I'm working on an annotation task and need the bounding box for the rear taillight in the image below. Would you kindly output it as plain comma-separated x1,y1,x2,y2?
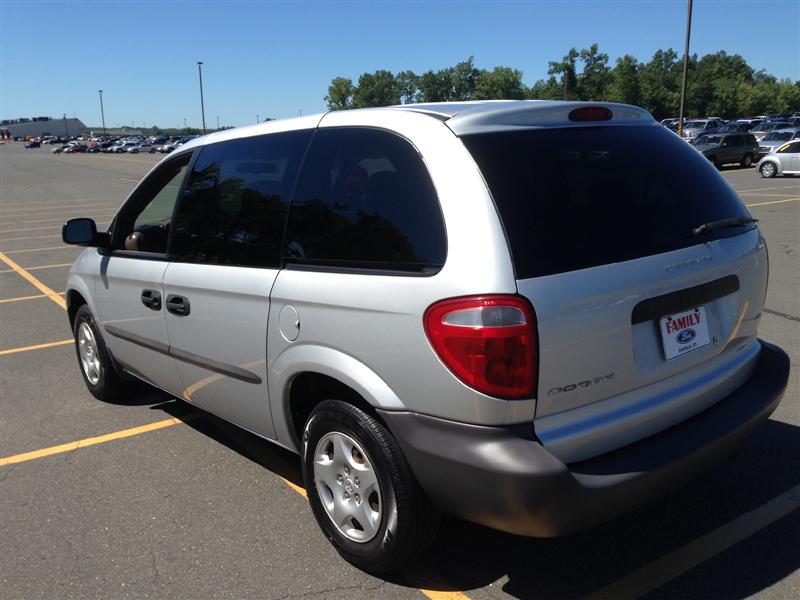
424,295,537,399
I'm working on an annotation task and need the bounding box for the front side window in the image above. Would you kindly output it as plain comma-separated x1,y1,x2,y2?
170,130,312,268
284,128,446,272
113,153,191,254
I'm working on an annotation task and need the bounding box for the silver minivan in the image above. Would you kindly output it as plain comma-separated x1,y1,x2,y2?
63,101,790,573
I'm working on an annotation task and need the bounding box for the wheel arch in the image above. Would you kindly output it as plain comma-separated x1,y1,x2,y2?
271,345,407,451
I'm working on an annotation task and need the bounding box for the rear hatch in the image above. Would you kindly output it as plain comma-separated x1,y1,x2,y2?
461,119,768,462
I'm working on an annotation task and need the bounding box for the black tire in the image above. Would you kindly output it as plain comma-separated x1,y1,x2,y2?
740,153,753,168
302,400,439,573
760,161,778,178
72,305,125,401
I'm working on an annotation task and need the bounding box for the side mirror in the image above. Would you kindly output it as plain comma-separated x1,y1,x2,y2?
62,218,109,248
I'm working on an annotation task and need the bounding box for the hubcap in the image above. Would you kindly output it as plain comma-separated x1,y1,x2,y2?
762,163,775,177
77,322,101,385
313,432,382,543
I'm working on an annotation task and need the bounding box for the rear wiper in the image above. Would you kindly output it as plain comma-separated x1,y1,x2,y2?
690,216,758,237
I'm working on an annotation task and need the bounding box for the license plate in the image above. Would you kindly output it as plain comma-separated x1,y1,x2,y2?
659,306,711,360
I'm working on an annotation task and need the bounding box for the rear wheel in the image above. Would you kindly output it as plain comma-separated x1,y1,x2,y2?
740,153,753,168
302,400,439,573
760,161,777,178
73,305,125,401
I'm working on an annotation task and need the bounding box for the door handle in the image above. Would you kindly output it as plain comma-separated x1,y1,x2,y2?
140,289,161,310
166,294,190,316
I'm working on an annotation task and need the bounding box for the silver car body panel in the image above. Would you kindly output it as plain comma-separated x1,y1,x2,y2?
163,262,277,439
89,254,184,394
521,229,767,462
67,100,773,465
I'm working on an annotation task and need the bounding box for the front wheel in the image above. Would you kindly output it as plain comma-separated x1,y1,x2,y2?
302,400,439,573
73,305,125,401
760,161,777,178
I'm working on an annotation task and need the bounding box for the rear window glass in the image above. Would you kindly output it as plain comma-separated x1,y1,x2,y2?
462,125,752,279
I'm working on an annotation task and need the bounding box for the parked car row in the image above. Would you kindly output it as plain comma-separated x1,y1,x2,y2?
20,134,200,156
659,113,799,174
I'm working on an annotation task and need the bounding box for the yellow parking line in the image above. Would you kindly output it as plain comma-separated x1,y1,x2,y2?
0,291,66,304
745,197,799,207
585,483,800,600
2,211,117,226
739,192,799,197
736,185,790,193
1,202,112,214
0,251,67,309
1,245,74,255
277,476,308,498
419,589,472,600
1,223,110,234
1,233,61,242
0,417,190,467
0,262,72,274
0,339,72,356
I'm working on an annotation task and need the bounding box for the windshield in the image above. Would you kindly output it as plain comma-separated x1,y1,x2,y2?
764,131,793,141
697,135,723,145
684,121,705,128
462,125,753,279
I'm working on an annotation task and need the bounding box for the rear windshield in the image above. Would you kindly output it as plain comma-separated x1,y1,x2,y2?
462,125,753,279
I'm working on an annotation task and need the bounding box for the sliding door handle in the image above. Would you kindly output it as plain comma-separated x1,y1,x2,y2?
165,294,190,316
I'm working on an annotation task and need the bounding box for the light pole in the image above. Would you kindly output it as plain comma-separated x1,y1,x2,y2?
677,0,693,138
98,90,106,138
63,113,68,138
256,114,259,123
197,61,207,135
216,115,220,130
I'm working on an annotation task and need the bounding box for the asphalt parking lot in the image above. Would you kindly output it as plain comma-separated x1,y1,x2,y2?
1,142,798,599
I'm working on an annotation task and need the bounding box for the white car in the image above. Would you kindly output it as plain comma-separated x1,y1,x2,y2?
757,139,800,177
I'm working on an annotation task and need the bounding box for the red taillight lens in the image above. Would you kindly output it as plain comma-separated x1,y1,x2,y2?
424,295,537,399
569,106,613,122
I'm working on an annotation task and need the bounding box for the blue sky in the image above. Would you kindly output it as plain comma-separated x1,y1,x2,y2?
2,1,799,128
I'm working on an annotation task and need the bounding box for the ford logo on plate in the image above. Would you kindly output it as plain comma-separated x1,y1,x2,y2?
677,329,696,344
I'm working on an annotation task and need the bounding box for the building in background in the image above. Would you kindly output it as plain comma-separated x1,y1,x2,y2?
0,116,86,139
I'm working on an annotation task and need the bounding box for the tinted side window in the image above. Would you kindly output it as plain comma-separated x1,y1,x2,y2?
113,152,192,254
170,130,312,268
778,141,800,153
284,128,446,272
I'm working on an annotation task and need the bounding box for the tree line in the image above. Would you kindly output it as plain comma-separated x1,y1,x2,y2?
324,45,800,120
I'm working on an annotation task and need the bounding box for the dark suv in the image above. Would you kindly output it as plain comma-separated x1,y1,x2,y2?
694,132,759,168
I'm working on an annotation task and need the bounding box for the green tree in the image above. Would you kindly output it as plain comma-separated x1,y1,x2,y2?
475,67,526,100
396,70,419,104
417,68,455,102
325,77,354,111
352,70,400,108
577,43,610,100
528,76,563,100
607,55,641,105
640,49,682,120
452,57,481,100
548,48,579,100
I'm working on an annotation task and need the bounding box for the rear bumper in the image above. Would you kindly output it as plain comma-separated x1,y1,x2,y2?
380,340,789,537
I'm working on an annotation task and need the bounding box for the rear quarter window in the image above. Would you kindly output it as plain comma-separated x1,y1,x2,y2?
462,124,752,279
284,127,446,273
